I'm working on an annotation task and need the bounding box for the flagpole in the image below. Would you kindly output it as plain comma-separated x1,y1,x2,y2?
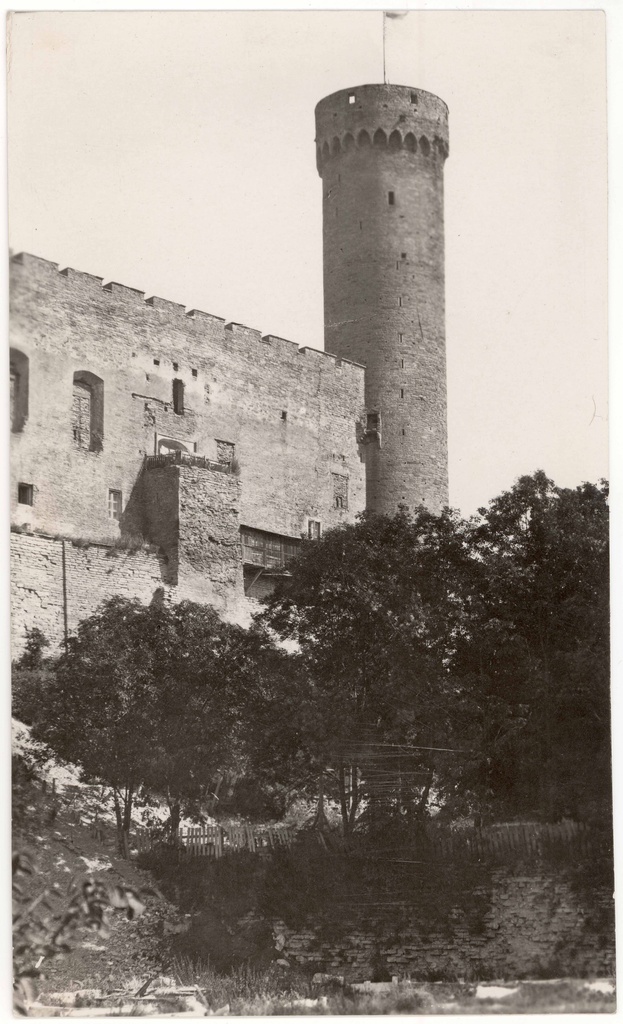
383,12,387,85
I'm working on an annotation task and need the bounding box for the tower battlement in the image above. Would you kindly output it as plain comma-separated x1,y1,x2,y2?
315,84,449,174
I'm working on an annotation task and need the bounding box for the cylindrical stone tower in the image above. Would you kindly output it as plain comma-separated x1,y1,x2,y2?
315,84,449,514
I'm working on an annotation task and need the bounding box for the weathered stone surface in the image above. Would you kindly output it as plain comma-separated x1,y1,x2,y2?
271,870,614,982
9,253,367,653
10,253,366,541
316,85,449,514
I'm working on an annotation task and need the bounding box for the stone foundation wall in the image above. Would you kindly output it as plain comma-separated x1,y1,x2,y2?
274,870,614,981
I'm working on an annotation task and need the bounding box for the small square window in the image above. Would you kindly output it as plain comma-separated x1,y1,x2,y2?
388,191,395,206
108,489,122,521
401,252,407,259
18,483,33,506
172,362,179,372
348,93,356,104
191,368,198,378
410,92,418,105
153,359,160,366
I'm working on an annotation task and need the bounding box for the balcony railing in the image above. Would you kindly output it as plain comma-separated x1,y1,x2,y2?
144,451,232,472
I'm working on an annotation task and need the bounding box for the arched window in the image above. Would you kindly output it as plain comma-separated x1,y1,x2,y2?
10,348,29,432
72,370,104,452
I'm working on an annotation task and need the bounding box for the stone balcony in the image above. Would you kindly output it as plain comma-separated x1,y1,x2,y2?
144,451,233,473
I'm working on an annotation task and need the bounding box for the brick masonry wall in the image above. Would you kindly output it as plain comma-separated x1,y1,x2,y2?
274,870,614,981
10,253,366,545
316,86,449,515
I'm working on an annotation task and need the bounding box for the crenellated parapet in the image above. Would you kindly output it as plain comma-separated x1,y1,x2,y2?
10,251,364,375
315,84,449,175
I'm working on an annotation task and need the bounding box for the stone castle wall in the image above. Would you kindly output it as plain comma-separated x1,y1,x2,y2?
10,504,250,659
10,252,366,544
10,532,168,656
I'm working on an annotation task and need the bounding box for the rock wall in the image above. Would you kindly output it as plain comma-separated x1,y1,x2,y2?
276,869,614,981
176,466,245,613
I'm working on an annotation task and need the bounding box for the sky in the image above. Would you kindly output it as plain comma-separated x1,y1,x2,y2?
6,8,609,516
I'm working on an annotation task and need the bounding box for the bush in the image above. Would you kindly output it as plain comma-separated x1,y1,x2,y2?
12,668,55,727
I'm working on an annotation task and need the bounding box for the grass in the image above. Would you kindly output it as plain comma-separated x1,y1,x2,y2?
172,956,308,1009
168,958,616,1015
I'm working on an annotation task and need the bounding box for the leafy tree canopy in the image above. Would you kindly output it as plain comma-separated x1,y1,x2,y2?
255,472,610,830
29,597,255,852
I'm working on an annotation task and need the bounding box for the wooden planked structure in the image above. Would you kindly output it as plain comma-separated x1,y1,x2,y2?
134,822,294,858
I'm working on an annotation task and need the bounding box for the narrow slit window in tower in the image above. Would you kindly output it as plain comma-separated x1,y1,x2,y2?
172,362,178,372
401,359,405,368
388,191,395,205
400,389,405,399
398,296,402,307
192,368,198,378
398,333,404,343
410,92,418,104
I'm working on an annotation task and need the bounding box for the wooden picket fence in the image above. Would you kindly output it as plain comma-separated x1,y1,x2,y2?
134,822,294,858
400,820,598,864
134,818,606,864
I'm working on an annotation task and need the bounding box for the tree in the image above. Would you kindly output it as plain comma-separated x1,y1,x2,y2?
16,627,50,670
29,597,250,854
256,508,480,834
455,471,611,823
254,474,610,831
